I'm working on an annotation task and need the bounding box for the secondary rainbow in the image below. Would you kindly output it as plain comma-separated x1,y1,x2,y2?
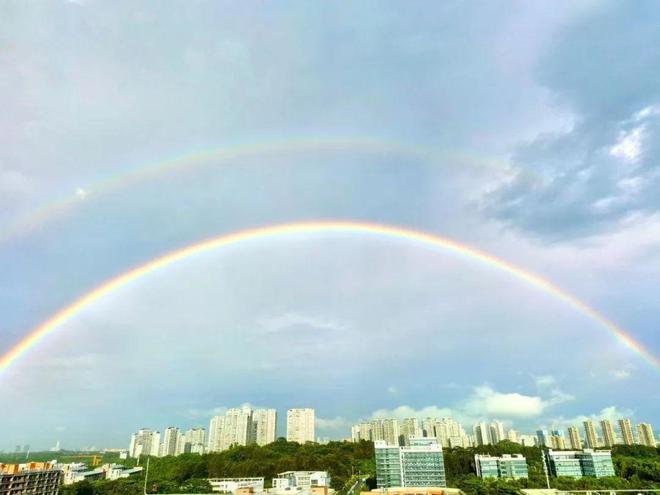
1,220,657,374
0,137,513,247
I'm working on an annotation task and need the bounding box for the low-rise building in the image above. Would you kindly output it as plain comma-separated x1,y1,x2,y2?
0,462,62,495
545,449,615,478
474,454,528,480
271,472,330,492
208,477,265,494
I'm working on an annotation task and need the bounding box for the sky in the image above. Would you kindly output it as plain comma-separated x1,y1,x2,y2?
0,0,659,451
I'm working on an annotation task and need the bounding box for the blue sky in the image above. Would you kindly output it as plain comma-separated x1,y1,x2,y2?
0,0,659,450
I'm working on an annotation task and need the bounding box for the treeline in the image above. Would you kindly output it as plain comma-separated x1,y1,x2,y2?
49,440,660,495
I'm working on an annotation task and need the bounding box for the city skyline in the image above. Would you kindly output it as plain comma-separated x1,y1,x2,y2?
1,1,659,451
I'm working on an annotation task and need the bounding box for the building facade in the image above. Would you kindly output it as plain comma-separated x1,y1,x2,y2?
286,409,315,444
474,454,528,480
600,420,615,447
583,421,598,449
545,449,615,478
0,463,62,495
567,426,581,450
375,438,446,488
618,419,634,445
252,409,277,446
636,423,656,448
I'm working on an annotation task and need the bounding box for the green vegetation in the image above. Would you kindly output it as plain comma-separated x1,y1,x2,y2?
6,440,658,495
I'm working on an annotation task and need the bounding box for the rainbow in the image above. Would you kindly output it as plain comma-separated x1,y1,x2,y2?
0,137,514,247
0,220,657,374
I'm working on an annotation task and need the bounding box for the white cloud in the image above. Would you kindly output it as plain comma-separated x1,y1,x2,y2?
316,416,351,431
370,405,454,420
387,386,398,395
534,375,556,387
610,365,634,380
463,385,547,418
75,187,90,200
609,126,644,163
257,312,349,334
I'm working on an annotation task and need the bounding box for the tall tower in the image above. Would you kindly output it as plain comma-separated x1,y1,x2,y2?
287,408,315,444
583,421,598,448
636,423,656,448
252,409,277,446
600,420,616,447
618,419,635,445
567,426,581,450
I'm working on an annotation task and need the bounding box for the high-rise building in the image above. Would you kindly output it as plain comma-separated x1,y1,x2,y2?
507,429,519,444
545,449,615,478
128,428,161,458
208,415,225,452
618,419,634,445
636,423,656,448
535,430,549,447
600,420,615,447
583,421,598,449
161,427,180,457
185,428,207,453
375,438,446,488
475,454,528,479
399,418,421,446
252,409,277,446
287,408,315,444
473,423,491,446
549,434,565,450
567,426,581,450
208,407,253,452
490,421,505,445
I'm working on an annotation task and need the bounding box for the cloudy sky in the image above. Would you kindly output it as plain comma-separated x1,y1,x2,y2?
1,0,659,450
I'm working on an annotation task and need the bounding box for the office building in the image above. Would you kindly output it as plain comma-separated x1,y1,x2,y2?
618,419,635,445
567,427,581,450
375,438,446,488
474,454,528,479
636,423,656,448
287,409,315,444
600,420,615,447
0,462,62,495
252,409,277,446
545,449,615,478
583,421,598,449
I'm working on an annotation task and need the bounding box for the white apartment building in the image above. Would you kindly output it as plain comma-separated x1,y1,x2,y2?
287,409,315,444
128,428,161,458
252,409,277,446
161,427,180,457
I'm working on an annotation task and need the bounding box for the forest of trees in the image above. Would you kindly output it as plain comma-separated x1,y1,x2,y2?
6,439,657,495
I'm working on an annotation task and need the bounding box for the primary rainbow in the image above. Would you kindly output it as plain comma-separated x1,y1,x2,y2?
1,220,657,374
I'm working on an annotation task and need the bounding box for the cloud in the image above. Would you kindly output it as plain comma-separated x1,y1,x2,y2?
534,375,556,387
368,385,573,425
485,2,660,239
257,312,349,334
609,365,634,380
316,416,352,431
